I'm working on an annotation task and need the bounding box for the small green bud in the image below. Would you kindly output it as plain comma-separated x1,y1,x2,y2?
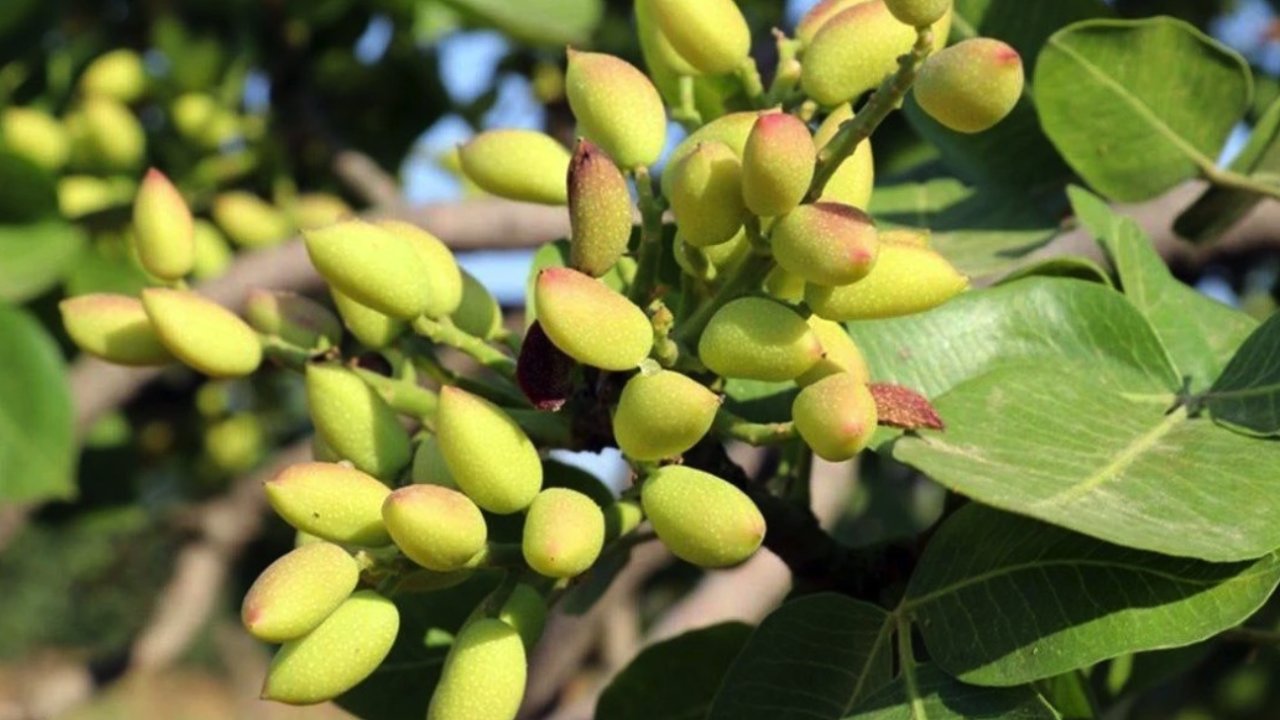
604,500,644,542
80,49,147,103
60,293,172,366
132,169,195,281
1,107,70,171
914,38,1024,134
797,315,871,387
642,466,765,568
450,271,504,340
212,191,295,248
885,0,951,27
650,0,751,75
82,97,145,170
141,288,262,377
384,484,488,572
635,0,702,77
568,139,633,277
204,412,265,473
411,435,457,489
698,297,823,382
264,462,391,546
306,363,411,480
437,387,543,514
742,113,816,217
459,130,570,205
801,1,950,106
772,203,879,286
669,141,746,248
291,193,351,230
534,267,653,370
661,111,763,198
191,220,234,280
171,93,240,149
331,289,406,349
813,104,875,209
613,369,719,461
377,220,464,319
522,488,606,578
566,50,666,169
241,542,359,643
805,242,968,320
245,289,343,351
304,219,432,320
427,618,527,720
57,175,135,219
262,590,399,705
792,372,878,461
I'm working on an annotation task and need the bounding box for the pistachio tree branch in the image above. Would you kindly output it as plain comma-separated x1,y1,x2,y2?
412,316,518,380
628,166,667,304
715,407,797,445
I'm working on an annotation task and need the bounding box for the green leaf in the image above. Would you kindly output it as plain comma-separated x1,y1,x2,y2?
894,365,1280,561
597,623,753,720
708,594,894,720
902,505,1280,685
847,664,1061,719
1175,95,1280,243
850,277,1180,402
1067,186,1257,388
0,152,58,222
1034,18,1252,201
1033,672,1097,720
439,0,602,46
0,219,87,303
996,256,1112,287
869,179,1057,277
1203,312,1280,437
0,305,74,502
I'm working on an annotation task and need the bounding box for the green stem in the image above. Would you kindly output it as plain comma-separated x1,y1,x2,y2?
674,251,774,347
405,341,529,409
714,408,797,445
260,335,318,371
672,76,703,132
735,56,767,108
1201,164,1280,202
897,614,927,718
412,316,517,380
765,35,802,106
350,366,439,420
650,299,680,368
808,27,935,201
629,166,667,305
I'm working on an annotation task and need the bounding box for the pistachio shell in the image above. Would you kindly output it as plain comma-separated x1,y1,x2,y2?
241,543,359,643
383,484,488,571
669,141,746,248
886,0,951,27
792,372,878,461
212,191,295,248
436,387,542,514
914,38,1024,133
604,500,644,542
797,315,871,387
427,618,527,720
1,107,70,171
58,175,136,219
331,289,405,349
80,49,147,102
765,265,806,302
698,297,823,382
303,219,431,320
191,220,234,280
411,434,457,489
813,105,875,209
642,466,765,568
534,267,653,370
568,139,633,277
459,130,570,205
742,113,816,217
81,97,145,170
772,202,879,286
797,0,951,48
650,0,751,75
171,93,240,149
805,242,968,320
262,591,399,705
60,294,172,366
522,488,605,578
661,111,764,198
635,0,702,77
141,288,261,377
305,363,411,479
462,583,549,650
135,173,197,279
291,193,351,230
450,271,504,340
377,220,464,318
264,462,391,546
566,50,666,169
245,289,343,351
613,369,719,461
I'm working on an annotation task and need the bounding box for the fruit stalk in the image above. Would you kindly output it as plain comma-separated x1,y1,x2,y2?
627,166,667,305
809,27,935,201
714,408,797,446
413,316,517,379
351,366,440,420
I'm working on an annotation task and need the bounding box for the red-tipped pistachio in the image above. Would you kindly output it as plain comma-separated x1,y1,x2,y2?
241,542,359,643
377,220,464,318
331,289,405,349
661,111,764,197
262,591,399,705
806,242,968,320
522,488,606,578
613,369,720,461
437,387,543,514
914,38,1024,134
798,316,871,387
133,169,194,280
642,466,765,568
742,114,816,217
566,50,666,169
649,0,751,75
60,294,172,366
698,297,823,382
792,372,878,461
141,288,261,377
459,130,570,205
669,141,746,248
245,289,342,351
568,139,633,277
211,191,295,248
427,618,527,720
264,462,391,546
383,484,487,572
304,219,432,320
305,363,411,479
534,267,653,370
772,202,879,286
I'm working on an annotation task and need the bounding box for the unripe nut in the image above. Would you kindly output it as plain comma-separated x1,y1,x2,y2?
698,297,823,382
669,141,746,248
264,462,391,546
642,466,765,568
650,0,751,75
522,488,606,578
437,387,543,514
212,192,294,248
793,372,878,461
60,294,172,366
568,139,633,277
245,289,343,351
305,363,411,480
383,484,488,572
534,268,653,370
797,316,871,387
613,370,719,461
304,219,432,320
141,288,261,377
378,220,464,319
241,542,359,643
459,130,570,205
132,169,195,281
742,114,816,217
805,242,967,321
914,38,1024,134
885,0,951,27
427,618,527,720
566,50,666,169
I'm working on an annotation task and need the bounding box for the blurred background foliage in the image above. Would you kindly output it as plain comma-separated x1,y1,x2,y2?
2,0,1280,718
